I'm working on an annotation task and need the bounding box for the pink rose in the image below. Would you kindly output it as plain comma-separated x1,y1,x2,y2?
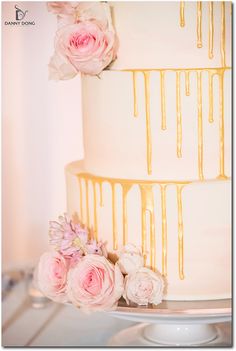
34,251,68,303
117,244,144,275
123,268,165,306
53,21,118,76
67,254,124,312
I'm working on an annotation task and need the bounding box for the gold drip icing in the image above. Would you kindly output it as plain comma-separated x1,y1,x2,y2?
143,71,152,175
122,184,132,246
85,179,90,228
218,69,227,179
176,71,183,158
125,67,230,180
99,182,103,206
197,71,204,180
132,71,138,117
92,181,98,240
111,183,118,250
160,184,167,277
177,185,185,280
197,2,202,48
208,71,214,123
209,2,214,59
160,71,167,130
79,178,84,223
185,71,190,96
139,184,155,270
122,67,231,73
76,173,197,279
180,1,185,27
221,2,226,67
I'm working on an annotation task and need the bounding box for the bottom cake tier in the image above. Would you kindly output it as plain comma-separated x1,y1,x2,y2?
65,161,231,301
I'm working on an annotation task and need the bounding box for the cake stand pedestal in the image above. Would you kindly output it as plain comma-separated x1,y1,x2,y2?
107,299,231,346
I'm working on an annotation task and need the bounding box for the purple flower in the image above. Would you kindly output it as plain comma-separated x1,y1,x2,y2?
49,214,89,256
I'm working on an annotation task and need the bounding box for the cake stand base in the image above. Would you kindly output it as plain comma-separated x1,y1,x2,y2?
108,323,231,346
107,299,231,347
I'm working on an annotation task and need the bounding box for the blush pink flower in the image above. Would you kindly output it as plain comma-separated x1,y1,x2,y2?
52,21,118,76
47,2,78,16
117,244,144,275
85,240,108,257
47,2,113,29
123,268,165,306
34,251,68,303
49,214,88,256
67,255,124,312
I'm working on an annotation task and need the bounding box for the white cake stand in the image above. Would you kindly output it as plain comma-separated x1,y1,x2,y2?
107,299,231,346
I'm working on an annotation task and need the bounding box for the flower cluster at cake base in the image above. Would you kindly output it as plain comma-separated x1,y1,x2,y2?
34,214,165,312
47,2,118,79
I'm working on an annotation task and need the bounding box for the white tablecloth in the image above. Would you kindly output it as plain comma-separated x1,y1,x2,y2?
2,280,136,347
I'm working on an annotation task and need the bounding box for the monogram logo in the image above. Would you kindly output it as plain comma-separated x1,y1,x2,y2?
15,5,28,21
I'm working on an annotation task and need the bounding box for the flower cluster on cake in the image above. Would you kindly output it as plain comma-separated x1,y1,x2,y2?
48,1,118,79
34,214,165,312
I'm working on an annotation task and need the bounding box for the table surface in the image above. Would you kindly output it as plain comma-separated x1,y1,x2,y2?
2,279,232,347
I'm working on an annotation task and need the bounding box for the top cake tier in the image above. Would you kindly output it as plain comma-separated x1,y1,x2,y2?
81,1,232,181
109,1,231,69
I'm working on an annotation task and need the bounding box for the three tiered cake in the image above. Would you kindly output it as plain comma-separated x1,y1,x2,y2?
48,1,232,302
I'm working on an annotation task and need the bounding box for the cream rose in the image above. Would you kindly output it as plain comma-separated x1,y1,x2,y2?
67,254,124,312
123,268,164,306
117,244,144,275
52,21,118,76
34,251,68,303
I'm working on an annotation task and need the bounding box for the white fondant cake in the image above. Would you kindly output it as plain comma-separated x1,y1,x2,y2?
66,1,231,300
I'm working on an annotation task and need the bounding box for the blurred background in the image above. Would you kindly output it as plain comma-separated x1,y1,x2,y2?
2,2,84,270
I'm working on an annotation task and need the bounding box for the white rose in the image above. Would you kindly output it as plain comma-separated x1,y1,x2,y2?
123,267,164,306
117,244,144,275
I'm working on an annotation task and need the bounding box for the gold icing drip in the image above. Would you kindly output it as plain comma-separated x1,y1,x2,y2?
122,184,132,246
139,184,155,269
185,71,190,96
92,181,98,240
176,71,183,158
221,2,226,67
85,179,90,228
132,71,138,117
99,182,103,206
218,69,227,179
180,1,185,27
208,71,214,123
197,2,203,48
79,178,84,223
208,2,214,59
160,184,167,277
177,184,185,280
160,71,167,130
143,71,152,175
197,71,204,180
